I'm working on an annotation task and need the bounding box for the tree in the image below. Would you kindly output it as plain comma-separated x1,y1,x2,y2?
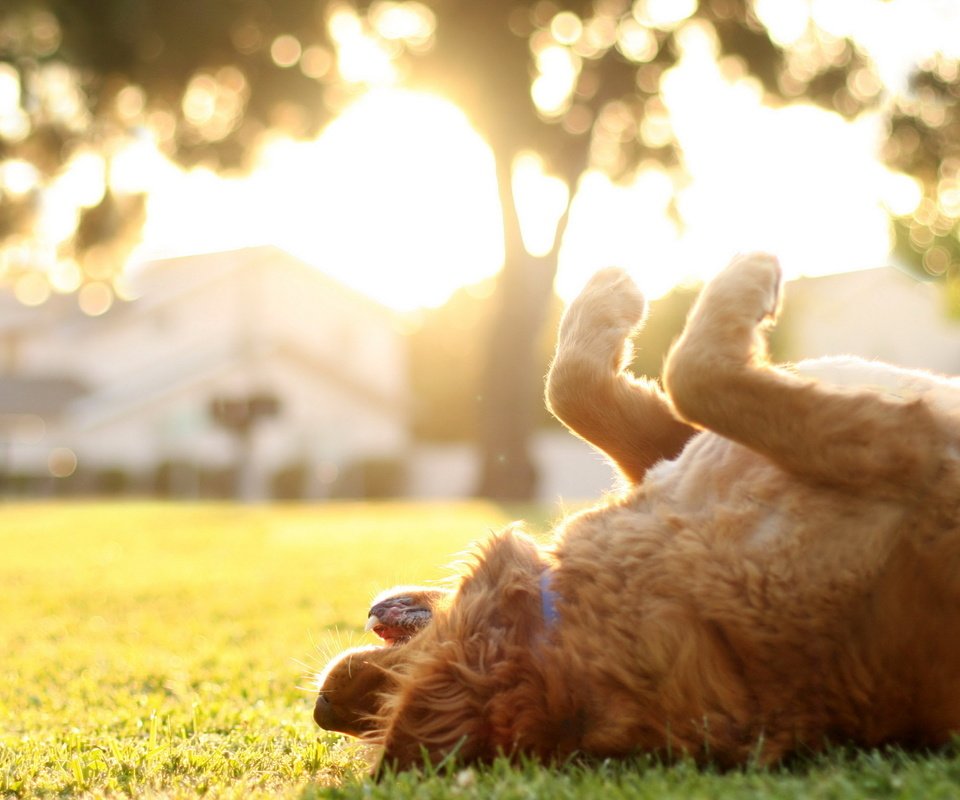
1,0,957,497
408,279,563,443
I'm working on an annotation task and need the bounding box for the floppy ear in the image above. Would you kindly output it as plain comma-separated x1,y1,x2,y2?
314,644,409,736
375,631,567,772
377,638,500,771
376,527,554,771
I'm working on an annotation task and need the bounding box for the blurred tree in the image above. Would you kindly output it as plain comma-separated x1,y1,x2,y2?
626,284,698,380
0,0,957,496
408,282,493,444
408,279,563,442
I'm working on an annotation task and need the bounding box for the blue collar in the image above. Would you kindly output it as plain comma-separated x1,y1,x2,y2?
540,570,560,628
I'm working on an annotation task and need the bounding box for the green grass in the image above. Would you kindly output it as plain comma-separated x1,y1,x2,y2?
2,502,959,799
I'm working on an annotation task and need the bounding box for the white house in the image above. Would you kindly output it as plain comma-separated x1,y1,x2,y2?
0,247,410,498
776,266,960,372
3,258,960,502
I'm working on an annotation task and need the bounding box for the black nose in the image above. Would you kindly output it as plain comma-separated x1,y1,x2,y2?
313,694,333,728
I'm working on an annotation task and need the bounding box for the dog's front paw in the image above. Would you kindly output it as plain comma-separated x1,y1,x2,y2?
714,252,783,324
663,253,783,424
554,268,648,375
567,268,647,337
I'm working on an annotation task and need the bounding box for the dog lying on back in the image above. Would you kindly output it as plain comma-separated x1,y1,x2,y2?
314,254,960,770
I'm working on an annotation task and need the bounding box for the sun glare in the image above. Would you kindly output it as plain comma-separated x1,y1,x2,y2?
512,152,569,257
128,4,960,314
135,89,506,311
136,62,910,312
256,89,503,310
554,18,906,304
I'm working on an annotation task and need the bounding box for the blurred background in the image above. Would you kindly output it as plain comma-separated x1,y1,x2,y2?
1,0,959,503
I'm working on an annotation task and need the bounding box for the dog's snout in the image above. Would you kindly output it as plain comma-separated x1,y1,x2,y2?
313,694,335,729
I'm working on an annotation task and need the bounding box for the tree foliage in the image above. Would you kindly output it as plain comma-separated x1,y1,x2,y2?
1,0,958,496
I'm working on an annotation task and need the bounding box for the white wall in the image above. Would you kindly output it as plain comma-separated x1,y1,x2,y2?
2,248,411,494
780,268,960,374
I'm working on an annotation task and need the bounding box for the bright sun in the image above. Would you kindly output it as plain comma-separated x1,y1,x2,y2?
256,90,505,310
133,7,944,314
137,89,505,311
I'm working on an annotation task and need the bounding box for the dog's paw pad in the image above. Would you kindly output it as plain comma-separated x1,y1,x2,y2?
720,253,783,322
570,268,647,332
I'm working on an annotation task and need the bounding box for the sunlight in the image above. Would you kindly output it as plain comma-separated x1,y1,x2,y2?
557,167,682,301
136,63,912,312
256,89,503,310
134,89,509,311
511,152,569,257
125,3,960,314
136,165,264,260
554,18,907,304
137,89,589,311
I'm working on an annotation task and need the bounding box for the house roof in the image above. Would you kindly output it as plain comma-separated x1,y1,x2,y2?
1,245,407,418
124,245,395,319
0,246,398,337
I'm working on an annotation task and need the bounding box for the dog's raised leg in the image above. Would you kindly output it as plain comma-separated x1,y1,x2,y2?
663,253,944,497
546,269,696,484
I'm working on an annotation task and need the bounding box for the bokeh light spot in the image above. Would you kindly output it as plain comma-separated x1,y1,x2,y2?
550,12,583,46
0,63,21,116
532,45,580,116
1,159,39,195
635,0,698,30
301,46,334,79
49,260,83,293
371,1,436,45
923,245,950,276
14,273,51,306
48,447,78,478
270,35,302,68
115,85,146,121
618,18,658,63
78,282,114,316
30,10,62,56
882,171,923,217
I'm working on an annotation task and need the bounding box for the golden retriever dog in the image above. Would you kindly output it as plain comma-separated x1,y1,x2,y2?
314,253,960,770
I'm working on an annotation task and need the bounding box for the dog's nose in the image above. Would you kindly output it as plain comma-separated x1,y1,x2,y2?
313,694,335,729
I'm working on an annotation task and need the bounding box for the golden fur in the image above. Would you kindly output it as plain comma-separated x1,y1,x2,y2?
315,253,960,770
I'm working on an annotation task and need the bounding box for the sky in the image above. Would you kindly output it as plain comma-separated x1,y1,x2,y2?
127,0,960,313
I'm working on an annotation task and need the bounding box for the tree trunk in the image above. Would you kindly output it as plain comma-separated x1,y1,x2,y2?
474,153,565,501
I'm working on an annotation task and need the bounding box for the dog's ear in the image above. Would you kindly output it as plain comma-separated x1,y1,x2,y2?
314,644,408,736
451,526,548,641
374,631,565,772
376,638,499,771
374,529,551,770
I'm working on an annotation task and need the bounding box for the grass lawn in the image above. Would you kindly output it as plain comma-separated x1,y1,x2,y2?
3,501,960,799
